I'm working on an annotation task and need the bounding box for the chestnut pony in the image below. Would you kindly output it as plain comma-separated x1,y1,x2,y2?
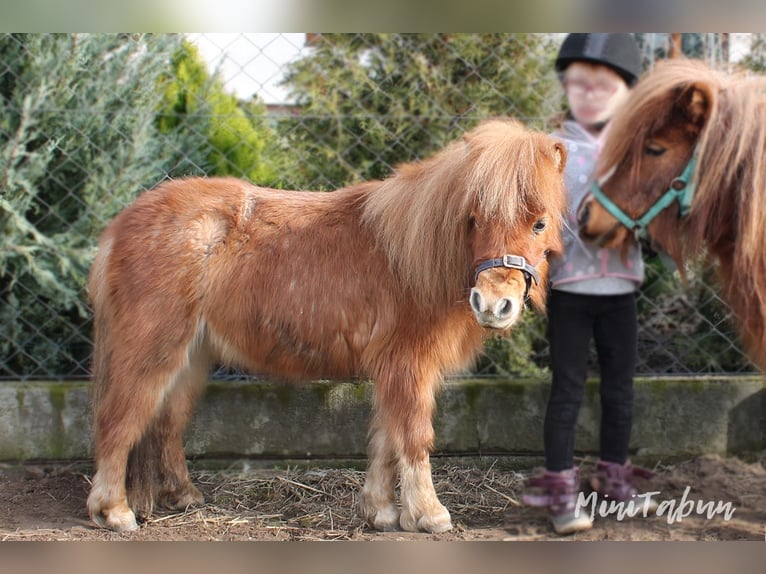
86,118,566,533
578,59,766,369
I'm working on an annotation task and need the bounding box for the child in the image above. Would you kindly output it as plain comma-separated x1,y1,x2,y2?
522,33,655,535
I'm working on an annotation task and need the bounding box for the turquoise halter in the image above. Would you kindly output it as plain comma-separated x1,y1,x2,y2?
589,154,698,240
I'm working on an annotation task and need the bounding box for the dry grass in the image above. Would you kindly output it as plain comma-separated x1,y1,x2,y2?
2,453,764,540
137,463,527,540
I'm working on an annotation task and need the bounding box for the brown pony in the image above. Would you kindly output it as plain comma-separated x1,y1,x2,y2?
578,58,766,369
86,118,566,533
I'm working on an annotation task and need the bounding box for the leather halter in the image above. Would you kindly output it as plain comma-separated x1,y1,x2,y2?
589,153,697,241
473,254,540,300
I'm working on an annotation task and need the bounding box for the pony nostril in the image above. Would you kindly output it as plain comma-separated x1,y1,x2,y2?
469,289,485,313
496,298,514,318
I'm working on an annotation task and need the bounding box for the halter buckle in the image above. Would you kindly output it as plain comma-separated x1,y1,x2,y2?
502,254,527,270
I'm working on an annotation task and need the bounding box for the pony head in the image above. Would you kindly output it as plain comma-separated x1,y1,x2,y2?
577,59,717,265
465,121,567,329
364,118,567,331
577,59,766,369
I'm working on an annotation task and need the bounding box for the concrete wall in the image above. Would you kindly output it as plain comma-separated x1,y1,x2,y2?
0,376,763,464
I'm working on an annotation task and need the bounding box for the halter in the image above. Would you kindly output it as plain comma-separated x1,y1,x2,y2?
473,254,540,300
589,153,698,240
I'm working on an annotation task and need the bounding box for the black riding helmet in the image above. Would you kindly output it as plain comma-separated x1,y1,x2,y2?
555,33,642,87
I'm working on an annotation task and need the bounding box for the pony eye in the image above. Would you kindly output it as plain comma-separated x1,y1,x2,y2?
645,144,666,157
533,218,547,234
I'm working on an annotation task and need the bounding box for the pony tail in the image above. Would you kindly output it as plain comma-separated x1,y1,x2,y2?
87,231,115,426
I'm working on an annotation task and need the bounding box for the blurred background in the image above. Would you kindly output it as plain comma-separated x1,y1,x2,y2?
1,33,762,381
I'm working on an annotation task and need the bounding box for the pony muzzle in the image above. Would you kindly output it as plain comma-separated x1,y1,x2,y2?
469,287,519,329
470,254,539,329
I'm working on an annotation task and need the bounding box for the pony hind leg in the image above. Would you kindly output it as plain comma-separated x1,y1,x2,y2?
88,328,207,532
88,371,168,532
128,339,213,520
155,342,212,511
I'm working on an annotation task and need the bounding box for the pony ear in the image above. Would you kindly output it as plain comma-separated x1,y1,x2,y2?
552,141,567,173
679,85,711,129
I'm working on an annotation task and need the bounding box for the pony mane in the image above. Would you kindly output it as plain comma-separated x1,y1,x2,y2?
602,58,766,363
362,118,563,306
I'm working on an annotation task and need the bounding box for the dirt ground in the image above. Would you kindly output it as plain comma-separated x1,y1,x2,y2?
1,452,765,541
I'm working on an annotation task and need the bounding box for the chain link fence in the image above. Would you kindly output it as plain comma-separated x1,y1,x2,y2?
0,33,760,381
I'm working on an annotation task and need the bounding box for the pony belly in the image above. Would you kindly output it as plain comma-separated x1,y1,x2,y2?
206,326,362,379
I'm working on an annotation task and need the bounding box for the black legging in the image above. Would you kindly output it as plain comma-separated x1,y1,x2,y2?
543,289,638,471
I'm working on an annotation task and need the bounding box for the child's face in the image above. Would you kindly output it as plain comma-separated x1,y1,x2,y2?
562,61,630,133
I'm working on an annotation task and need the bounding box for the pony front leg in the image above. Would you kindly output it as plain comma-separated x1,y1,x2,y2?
359,419,400,530
398,454,452,533
371,370,452,533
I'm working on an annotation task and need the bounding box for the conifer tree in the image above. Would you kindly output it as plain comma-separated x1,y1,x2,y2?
157,40,285,187
0,33,182,377
280,33,562,190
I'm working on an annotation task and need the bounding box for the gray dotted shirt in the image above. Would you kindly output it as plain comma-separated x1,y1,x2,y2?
549,120,644,295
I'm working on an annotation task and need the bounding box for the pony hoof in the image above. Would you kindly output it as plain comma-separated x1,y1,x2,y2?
359,500,401,531
91,506,139,532
368,505,401,531
165,484,205,510
420,515,453,533
400,507,453,533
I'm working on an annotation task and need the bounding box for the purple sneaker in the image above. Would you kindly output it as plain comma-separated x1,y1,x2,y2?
522,467,593,534
590,460,658,512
